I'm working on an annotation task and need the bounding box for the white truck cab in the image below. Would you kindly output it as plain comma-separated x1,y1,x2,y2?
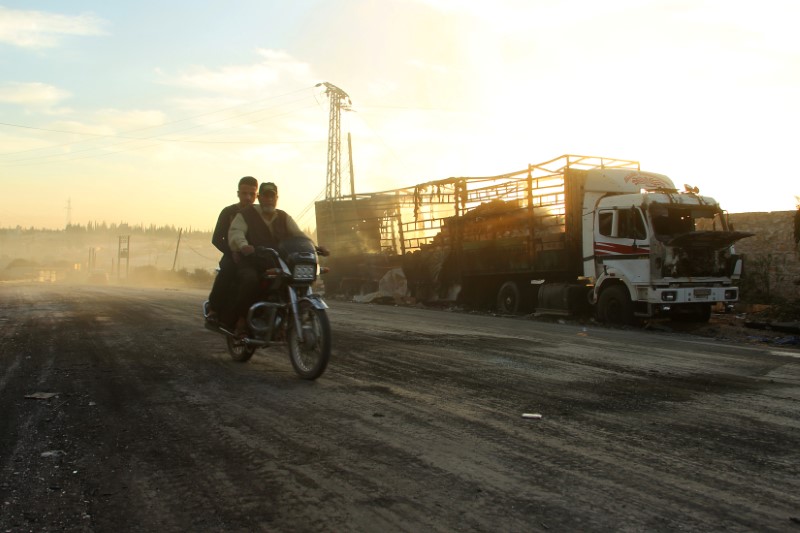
583,169,750,323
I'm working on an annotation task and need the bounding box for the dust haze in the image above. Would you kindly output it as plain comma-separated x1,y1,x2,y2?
0,225,221,288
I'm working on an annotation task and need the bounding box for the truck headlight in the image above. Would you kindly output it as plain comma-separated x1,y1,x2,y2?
662,291,677,302
724,289,737,300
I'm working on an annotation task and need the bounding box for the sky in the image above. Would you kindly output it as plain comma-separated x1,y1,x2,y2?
1,0,799,232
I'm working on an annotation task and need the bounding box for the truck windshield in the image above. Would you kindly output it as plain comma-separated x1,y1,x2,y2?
649,205,727,241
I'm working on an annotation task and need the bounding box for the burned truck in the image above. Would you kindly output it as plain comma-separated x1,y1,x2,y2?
315,154,751,324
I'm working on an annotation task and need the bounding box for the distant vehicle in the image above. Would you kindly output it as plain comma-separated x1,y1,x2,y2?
316,154,753,324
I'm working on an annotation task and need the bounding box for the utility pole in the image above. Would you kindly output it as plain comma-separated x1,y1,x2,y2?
117,235,130,280
316,82,351,200
348,132,356,199
172,228,183,271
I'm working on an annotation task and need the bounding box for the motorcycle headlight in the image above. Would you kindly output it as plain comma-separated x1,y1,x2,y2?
292,264,316,281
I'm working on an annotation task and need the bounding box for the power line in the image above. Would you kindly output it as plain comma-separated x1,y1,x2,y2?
0,86,319,159
0,121,114,137
0,99,326,167
358,104,469,113
1,86,315,154
296,184,328,229
183,243,218,262
0,98,318,164
0,119,322,144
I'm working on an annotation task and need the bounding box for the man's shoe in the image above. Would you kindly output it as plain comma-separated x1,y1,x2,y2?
233,317,248,340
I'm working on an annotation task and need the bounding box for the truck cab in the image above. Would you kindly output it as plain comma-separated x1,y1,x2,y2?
585,169,751,323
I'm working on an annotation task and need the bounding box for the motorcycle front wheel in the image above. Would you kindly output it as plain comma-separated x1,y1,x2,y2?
287,304,331,380
226,335,256,362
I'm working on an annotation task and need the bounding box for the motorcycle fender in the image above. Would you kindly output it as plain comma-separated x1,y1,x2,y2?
301,295,329,310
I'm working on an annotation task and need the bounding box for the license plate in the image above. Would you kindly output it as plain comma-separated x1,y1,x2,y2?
694,289,711,298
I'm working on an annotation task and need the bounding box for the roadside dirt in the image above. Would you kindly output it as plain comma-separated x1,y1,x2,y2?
1,283,799,532
638,309,800,352
418,297,800,348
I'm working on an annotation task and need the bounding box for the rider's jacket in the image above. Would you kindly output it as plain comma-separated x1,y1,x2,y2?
239,206,289,250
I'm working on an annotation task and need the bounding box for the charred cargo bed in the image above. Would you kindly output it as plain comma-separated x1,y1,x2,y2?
315,155,631,307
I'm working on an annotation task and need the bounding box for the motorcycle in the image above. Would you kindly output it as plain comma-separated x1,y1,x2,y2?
203,236,331,380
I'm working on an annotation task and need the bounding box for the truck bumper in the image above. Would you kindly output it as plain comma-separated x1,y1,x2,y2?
642,286,739,304
638,286,738,315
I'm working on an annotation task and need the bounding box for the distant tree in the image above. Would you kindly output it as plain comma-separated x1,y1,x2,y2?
5,258,39,269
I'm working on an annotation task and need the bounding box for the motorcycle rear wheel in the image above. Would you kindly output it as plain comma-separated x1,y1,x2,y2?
226,335,256,362
288,305,331,380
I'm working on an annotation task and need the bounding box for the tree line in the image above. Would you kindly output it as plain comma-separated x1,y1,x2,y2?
0,223,211,237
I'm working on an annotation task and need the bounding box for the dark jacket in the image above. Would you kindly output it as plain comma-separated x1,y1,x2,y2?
212,203,242,256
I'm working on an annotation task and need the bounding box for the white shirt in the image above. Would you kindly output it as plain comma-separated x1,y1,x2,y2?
228,206,308,252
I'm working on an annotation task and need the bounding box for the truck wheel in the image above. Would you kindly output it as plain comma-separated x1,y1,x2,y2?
598,285,633,325
496,281,520,314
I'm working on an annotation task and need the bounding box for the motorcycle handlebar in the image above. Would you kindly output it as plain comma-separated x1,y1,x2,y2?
252,244,329,258
253,246,280,259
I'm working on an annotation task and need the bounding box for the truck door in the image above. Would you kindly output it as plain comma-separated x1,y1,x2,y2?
594,207,650,282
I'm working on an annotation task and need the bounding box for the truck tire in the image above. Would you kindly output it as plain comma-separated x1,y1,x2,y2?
496,281,521,315
598,285,633,325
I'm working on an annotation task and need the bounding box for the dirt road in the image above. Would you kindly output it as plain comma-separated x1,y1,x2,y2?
1,283,799,532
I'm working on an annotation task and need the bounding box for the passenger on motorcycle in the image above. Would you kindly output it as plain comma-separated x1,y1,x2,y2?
227,181,328,336
206,176,258,324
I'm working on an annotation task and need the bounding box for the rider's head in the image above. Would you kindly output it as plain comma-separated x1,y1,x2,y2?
258,182,278,214
237,176,258,208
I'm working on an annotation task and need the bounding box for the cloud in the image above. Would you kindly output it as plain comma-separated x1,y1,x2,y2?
0,6,107,48
158,49,322,139
39,109,170,142
0,82,71,106
167,49,314,96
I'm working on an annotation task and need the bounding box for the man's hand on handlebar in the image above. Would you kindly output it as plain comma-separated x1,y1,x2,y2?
316,245,330,257
240,245,255,256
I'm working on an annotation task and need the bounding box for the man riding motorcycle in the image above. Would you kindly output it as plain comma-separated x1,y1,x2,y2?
227,181,328,337
206,176,258,324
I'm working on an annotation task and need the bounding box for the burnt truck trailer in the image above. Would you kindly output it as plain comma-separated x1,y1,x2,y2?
315,154,751,324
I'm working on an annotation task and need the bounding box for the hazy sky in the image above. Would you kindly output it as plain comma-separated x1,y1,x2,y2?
1,0,799,231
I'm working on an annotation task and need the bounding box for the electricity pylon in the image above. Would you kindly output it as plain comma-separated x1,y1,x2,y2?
316,82,351,200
